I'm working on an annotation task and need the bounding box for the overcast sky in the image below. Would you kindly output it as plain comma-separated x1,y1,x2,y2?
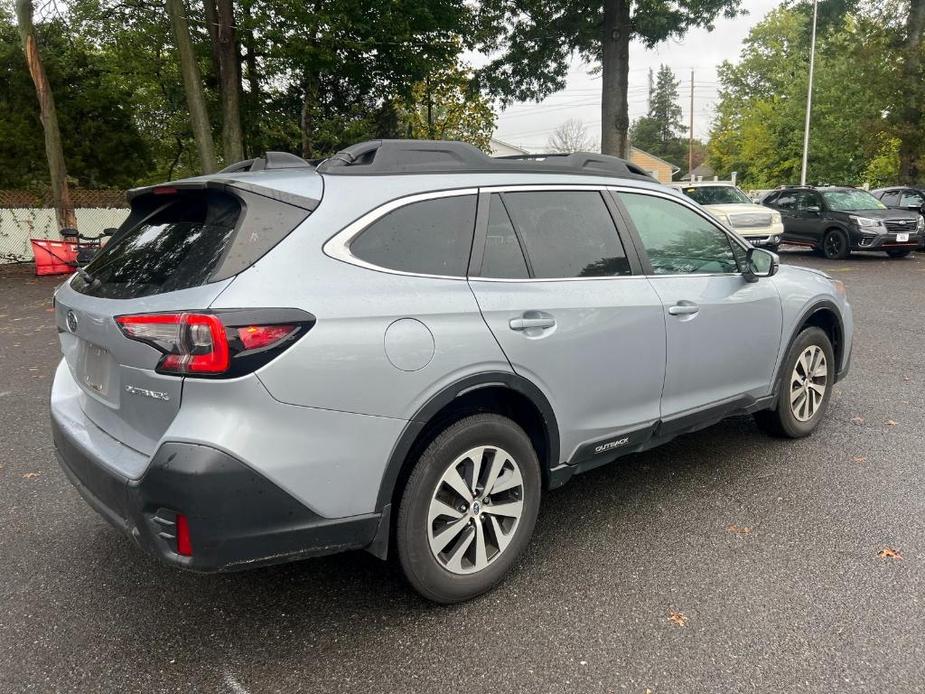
485,0,783,151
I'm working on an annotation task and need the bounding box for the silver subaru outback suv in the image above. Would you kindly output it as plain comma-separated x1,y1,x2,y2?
51,140,852,603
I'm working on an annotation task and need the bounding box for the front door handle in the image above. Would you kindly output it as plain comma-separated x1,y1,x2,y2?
509,317,556,331
668,303,700,316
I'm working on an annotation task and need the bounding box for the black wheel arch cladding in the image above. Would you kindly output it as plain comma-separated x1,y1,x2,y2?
374,371,559,513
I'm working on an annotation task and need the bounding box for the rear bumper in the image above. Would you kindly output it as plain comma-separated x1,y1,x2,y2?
52,417,382,572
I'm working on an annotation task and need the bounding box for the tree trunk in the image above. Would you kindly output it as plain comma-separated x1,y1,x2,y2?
300,74,318,159
202,0,223,86
214,0,244,163
601,0,631,158
166,0,217,173
15,0,76,231
898,0,925,183
238,0,260,157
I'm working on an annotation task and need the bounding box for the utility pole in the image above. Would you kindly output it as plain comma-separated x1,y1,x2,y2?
689,69,694,179
800,0,819,185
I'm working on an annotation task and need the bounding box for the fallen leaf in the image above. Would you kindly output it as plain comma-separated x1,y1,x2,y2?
22,472,40,479
668,610,688,627
885,419,897,427
850,416,865,425
727,524,752,535
852,456,867,463
878,547,903,560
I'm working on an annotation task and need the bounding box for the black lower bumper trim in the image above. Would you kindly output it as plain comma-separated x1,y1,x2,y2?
52,419,380,572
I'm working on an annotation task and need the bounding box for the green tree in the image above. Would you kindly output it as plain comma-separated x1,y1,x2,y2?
649,65,686,146
0,10,152,189
630,64,687,166
397,63,496,151
477,0,743,158
708,5,896,188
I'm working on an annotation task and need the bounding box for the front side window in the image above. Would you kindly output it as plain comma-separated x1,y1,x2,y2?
350,195,476,276
620,193,740,275
770,192,796,210
500,191,631,278
900,190,924,207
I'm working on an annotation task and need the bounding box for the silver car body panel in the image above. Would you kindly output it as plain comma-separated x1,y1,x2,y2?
50,167,853,528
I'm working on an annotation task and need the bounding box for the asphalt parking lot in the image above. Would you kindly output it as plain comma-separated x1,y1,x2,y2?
1,250,923,693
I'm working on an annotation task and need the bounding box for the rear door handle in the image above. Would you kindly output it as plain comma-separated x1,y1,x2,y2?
509,317,556,331
668,303,700,316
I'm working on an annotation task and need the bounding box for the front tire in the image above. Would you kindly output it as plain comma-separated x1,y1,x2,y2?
822,229,850,259
396,414,541,603
754,327,835,438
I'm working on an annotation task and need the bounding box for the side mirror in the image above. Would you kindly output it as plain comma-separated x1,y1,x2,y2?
805,206,821,214
60,228,79,240
743,247,779,283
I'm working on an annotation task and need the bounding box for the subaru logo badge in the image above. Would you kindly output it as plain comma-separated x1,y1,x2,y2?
66,310,79,334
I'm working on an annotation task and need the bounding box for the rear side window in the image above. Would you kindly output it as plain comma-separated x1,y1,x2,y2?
500,191,631,278
72,189,309,299
350,195,476,277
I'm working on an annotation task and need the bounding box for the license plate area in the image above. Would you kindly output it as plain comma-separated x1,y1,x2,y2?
76,340,117,403
896,232,910,242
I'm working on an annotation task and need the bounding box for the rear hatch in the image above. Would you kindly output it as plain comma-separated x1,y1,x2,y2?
54,178,316,456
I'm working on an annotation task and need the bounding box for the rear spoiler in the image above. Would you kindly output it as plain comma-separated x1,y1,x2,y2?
127,177,320,212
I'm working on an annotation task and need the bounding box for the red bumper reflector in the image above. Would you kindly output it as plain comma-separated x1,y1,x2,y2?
176,513,192,556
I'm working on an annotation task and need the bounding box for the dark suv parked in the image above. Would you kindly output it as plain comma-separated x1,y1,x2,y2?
762,186,923,259
871,186,925,218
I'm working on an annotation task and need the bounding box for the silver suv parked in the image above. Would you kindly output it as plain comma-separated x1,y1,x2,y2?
51,141,853,603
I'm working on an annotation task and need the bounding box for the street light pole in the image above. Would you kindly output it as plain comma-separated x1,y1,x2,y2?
800,0,819,186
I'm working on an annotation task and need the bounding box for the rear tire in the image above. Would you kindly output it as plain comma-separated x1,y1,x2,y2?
887,249,912,258
822,229,850,259
396,414,541,603
754,327,835,438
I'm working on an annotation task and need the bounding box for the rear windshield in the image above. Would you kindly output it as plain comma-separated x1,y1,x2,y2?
72,189,308,299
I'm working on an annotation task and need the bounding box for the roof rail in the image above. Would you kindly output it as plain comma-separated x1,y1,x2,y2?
315,139,656,181
218,151,313,174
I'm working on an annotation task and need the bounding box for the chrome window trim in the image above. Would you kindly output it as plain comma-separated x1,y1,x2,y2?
322,188,478,280
322,182,755,282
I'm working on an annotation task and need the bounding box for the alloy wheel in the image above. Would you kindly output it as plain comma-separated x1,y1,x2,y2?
824,232,844,258
789,345,827,422
427,446,524,575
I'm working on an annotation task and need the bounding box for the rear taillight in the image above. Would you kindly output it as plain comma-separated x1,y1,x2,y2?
115,309,313,377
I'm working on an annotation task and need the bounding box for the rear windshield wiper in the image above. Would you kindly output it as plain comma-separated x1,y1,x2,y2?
76,267,96,285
